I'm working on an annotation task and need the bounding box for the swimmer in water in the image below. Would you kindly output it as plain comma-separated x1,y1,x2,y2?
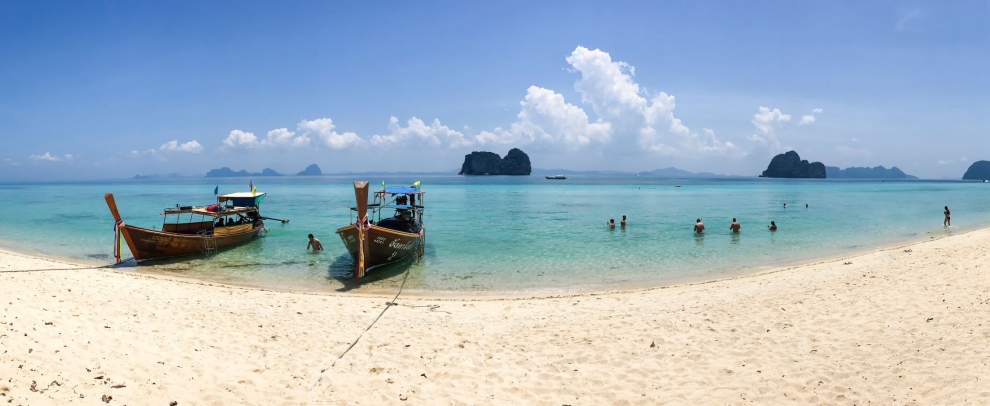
694,218,705,234
607,219,615,229
944,206,951,226
620,215,627,228
768,221,777,231
729,218,741,233
307,234,323,251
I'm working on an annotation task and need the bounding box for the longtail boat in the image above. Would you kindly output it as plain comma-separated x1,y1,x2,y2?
336,181,425,277
104,191,267,262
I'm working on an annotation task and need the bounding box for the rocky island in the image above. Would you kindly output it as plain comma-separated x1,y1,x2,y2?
825,166,918,179
206,167,282,177
296,164,322,176
458,148,532,175
760,151,826,178
962,160,990,180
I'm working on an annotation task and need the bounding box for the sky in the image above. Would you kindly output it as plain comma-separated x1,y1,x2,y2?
0,1,988,181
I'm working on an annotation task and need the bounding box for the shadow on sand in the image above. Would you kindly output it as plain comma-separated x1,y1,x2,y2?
327,254,416,292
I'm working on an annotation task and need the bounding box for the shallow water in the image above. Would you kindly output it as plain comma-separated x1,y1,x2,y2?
1,176,987,293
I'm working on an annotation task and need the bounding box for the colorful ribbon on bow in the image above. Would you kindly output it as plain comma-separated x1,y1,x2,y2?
113,219,125,264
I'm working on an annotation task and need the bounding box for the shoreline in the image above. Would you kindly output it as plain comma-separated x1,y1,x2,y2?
0,220,973,298
3,224,989,403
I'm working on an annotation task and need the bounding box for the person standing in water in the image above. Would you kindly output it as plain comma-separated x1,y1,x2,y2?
768,221,777,231
944,206,951,226
694,218,705,234
729,218,741,233
607,219,615,229
620,215,627,228
307,234,323,251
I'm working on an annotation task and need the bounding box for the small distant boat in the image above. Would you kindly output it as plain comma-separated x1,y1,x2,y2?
336,181,425,278
984,179,988,183
545,175,567,180
104,191,267,262
675,184,681,188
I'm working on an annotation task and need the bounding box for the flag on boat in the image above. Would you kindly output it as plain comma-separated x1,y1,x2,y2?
252,186,257,196
412,180,421,189
214,185,218,196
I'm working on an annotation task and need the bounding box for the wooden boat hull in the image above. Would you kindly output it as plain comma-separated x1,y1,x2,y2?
120,224,264,261
335,224,423,272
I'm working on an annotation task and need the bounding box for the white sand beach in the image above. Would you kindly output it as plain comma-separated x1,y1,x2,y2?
2,229,989,405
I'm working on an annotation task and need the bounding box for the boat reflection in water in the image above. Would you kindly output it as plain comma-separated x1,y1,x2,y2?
335,181,425,278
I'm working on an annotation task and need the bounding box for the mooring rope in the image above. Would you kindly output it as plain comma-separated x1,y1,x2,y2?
310,267,412,391
0,258,134,273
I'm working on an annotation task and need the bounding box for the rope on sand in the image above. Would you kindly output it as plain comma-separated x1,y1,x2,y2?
0,258,134,273
310,268,411,391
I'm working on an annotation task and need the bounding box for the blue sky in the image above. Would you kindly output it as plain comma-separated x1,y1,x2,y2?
1,1,987,180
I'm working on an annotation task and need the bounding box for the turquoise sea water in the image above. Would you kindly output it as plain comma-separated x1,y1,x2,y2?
1,176,988,294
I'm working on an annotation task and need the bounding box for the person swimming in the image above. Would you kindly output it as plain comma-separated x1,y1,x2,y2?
944,206,951,226
729,218,741,233
620,215,627,227
768,221,777,231
783,203,787,208
694,218,705,234
607,219,615,229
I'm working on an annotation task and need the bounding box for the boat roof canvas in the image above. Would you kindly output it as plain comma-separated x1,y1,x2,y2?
383,187,422,195
218,192,265,207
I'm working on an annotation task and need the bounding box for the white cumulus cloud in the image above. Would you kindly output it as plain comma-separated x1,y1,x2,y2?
798,108,822,125
260,128,311,148
370,116,473,148
160,140,203,154
748,107,791,151
222,130,259,149
298,118,364,150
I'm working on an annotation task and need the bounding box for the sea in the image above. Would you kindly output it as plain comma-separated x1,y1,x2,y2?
1,176,988,294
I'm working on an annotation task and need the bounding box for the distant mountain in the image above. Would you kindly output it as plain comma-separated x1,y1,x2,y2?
760,151,826,178
825,166,918,179
297,164,322,176
962,160,990,180
206,167,282,177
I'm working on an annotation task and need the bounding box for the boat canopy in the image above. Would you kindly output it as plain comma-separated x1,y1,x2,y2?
382,187,422,195
218,192,266,207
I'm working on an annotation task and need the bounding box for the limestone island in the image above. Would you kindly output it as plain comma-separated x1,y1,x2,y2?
206,167,281,177
962,160,990,181
458,148,532,175
825,166,918,179
760,151,826,178
296,164,322,176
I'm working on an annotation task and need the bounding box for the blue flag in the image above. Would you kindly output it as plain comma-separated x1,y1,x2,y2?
214,186,218,196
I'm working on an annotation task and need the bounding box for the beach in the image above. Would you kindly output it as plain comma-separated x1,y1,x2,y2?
2,228,989,405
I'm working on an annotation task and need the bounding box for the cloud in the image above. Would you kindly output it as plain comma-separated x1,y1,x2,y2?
212,47,748,156
222,130,259,149
798,108,822,126
748,107,791,151
563,46,735,155
475,46,736,155
2,158,20,166
29,152,71,162
159,140,203,154
297,118,364,149
370,116,473,148
897,8,923,31
836,145,873,157
260,128,311,148
938,157,968,165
